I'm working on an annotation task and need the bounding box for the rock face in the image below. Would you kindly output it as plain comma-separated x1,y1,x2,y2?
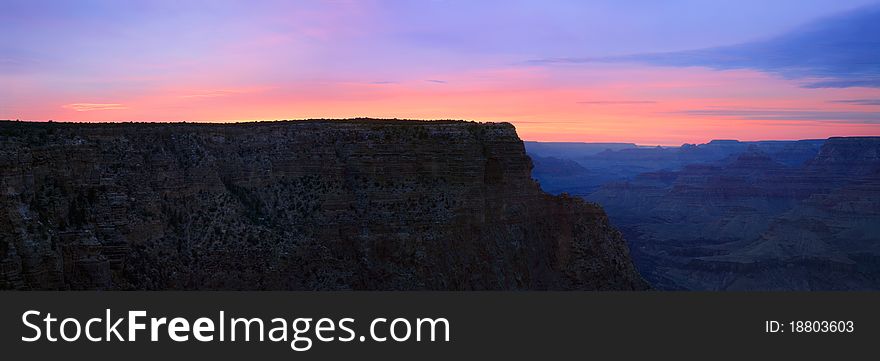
0,120,647,290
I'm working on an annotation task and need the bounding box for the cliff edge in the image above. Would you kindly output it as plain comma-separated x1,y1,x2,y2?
0,120,647,290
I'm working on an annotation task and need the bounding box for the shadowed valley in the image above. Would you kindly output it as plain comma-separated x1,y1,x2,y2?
528,137,880,290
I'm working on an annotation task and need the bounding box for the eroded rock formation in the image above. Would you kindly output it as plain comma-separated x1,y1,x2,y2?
587,137,880,290
0,120,647,290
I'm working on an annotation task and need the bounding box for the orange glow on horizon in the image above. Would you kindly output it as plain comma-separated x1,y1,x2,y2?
6,66,880,146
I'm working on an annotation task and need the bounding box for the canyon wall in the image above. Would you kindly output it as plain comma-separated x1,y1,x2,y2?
0,120,647,290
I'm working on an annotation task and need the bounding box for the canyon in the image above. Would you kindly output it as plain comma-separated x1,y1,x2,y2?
0,120,647,290
529,137,880,290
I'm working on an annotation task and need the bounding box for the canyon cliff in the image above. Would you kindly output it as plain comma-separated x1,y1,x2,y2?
0,120,647,290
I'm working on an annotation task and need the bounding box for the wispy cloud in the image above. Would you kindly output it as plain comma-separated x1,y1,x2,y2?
803,80,880,88
828,99,880,106
577,100,656,105
0,54,44,74
369,81,397,85
0,57,26,72
529,4,880,88
672,107,880,123
63,103,127,112
426,79,447,84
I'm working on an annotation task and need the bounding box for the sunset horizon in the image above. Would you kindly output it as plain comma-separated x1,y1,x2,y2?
3,117,873,147
3,0,879,145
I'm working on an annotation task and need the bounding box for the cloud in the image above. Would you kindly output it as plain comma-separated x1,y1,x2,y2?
577,100,656,105
671,107,880,123
0,57,27,72
425,79,447,84
828,99,880,106
368,81,397,85
63,103,127,112
529,4,880,88
803,80,880,88
0,53,44,74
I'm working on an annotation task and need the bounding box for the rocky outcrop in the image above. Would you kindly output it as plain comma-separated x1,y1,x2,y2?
0,119,647,290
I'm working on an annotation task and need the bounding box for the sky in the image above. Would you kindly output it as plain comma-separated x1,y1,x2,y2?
2,0,880,145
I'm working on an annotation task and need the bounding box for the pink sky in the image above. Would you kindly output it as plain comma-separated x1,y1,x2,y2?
8,65,879,146
2,1,879,145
